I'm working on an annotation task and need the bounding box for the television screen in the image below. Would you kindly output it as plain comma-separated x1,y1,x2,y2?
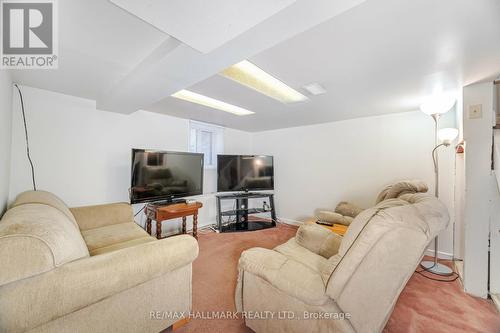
130,149,204,203
217,155,274,192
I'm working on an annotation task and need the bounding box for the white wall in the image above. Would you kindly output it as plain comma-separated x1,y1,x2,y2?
7,85,458,256
461,81,495,298
454,91,466,260
491,129,500,296
0,70,12,215
252,110,457,256
9,86,252,233
496,84,500,123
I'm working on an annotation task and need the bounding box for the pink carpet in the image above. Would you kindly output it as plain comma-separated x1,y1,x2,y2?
385,261,500,333
176,224,500,332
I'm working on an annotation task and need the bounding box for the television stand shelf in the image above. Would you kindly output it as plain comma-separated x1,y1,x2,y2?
216,192,276,232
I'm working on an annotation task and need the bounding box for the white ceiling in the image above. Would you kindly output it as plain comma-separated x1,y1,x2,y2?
108,0,298,53
95,0,366,113
10,0,500,132
11,0,169,100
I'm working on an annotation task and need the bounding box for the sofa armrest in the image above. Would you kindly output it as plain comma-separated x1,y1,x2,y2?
238,247,329,306
0,235,198,332
295,224,342,258
334,201,364,218
316,210,354,226
70,202,133,231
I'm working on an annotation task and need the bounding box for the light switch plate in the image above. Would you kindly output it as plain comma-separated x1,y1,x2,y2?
469,104,483,119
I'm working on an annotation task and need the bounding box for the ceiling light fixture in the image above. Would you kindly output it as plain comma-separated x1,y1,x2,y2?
419,93,456,115
171,89,255,116
220,60,308,103
438,128,459,145
302,82,327,96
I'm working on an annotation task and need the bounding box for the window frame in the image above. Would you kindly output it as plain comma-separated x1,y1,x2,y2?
189,120,224,169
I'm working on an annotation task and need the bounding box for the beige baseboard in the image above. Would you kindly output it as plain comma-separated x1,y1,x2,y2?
454,260,464,286
491,294,500,313
277,217,304,226
424,249,454,260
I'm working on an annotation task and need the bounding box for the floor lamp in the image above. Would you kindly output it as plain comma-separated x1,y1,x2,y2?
420,97,458,276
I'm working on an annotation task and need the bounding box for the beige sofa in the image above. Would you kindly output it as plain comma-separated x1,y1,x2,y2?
236,182,449,333
0,190,198,333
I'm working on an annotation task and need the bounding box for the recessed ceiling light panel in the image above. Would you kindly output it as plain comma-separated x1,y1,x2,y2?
302,82,327,96
171,89,255,116
220,60,308,104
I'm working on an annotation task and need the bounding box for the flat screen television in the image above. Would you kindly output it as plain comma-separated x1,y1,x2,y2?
130,149,204,204
217,155,274,192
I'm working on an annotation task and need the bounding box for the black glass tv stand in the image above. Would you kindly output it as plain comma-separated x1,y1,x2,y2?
216,192,276,232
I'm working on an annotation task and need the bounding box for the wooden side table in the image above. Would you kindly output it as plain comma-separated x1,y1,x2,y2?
145,202,203,239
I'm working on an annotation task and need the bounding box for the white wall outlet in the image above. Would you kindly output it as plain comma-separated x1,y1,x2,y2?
469,104,483,119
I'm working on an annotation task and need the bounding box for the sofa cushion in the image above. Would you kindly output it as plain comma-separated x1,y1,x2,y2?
89,236,156,256
81,222,151,255
316,210,353,226
276,238,342,285
70,203,134,231
238,247,330,306
375,179,428,204
275,238,328,272
334,201,364,218
295,223,342,258
11,190,79,229
0,204,90,286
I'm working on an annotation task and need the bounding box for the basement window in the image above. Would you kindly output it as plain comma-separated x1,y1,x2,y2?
189,120,224,169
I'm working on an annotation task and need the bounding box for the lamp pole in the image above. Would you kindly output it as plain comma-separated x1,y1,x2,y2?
433,114,440,197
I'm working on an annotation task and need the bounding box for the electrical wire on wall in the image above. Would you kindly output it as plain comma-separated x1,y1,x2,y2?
14,84,37,191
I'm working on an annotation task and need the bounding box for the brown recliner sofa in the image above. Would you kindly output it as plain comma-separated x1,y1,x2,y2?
236,180,448,333
0,190,198,333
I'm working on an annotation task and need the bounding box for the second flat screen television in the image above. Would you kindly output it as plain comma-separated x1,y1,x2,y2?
217,155,274,192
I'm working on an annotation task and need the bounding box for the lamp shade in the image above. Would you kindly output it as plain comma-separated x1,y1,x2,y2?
420,94,456,115
438,128,459,144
